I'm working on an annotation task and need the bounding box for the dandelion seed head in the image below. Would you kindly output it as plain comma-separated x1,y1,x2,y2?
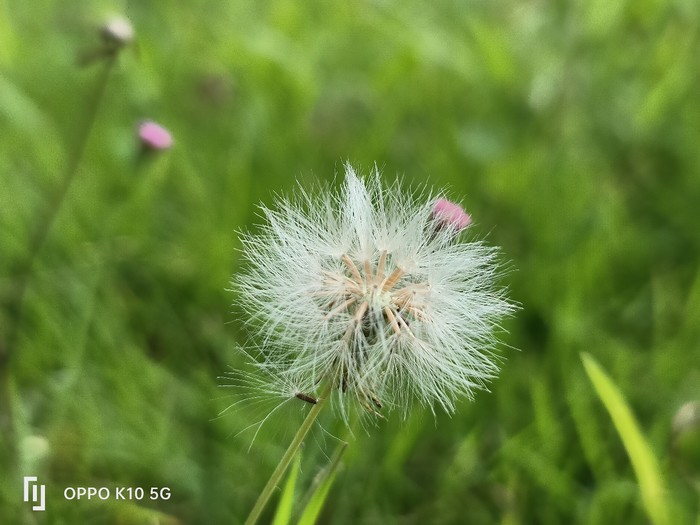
234,164,515,419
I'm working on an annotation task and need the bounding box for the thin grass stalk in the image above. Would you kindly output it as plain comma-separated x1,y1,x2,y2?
5,52,117,352
297,438,348,524
0,49,119,487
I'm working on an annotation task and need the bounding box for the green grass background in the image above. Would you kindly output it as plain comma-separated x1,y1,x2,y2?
1,1,699,523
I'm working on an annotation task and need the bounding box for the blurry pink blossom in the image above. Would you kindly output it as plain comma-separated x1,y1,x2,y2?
432,198,472,231
138,121,173,151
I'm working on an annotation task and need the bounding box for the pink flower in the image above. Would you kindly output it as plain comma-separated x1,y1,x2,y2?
432,198,472,231
138,121,173,150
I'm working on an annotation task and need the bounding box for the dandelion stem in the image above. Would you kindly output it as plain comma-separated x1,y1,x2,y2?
244,382,332,525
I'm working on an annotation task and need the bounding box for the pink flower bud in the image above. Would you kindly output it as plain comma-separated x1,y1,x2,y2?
138,121,173,151
432,198,472,231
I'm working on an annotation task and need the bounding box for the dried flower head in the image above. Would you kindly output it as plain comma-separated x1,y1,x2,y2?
234,164,515,419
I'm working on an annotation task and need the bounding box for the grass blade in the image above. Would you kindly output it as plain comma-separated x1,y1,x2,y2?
581,352,672,525
271,451,302,525
297,441,348,525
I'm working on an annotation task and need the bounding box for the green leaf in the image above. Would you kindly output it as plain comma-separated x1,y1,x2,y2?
272,451,302,525
581,352,672,525
297,441,347,525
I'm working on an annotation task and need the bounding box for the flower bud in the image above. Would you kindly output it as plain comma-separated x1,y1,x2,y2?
20,435,50,472
671,400,700,483
138,121,173,151
432,198,472,232
101,16,134,48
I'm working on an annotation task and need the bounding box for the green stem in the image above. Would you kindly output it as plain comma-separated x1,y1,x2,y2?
4,51,117,354
244,384,332,525
0,50,118,492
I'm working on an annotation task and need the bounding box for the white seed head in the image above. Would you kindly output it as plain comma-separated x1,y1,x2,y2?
234,164,516,419
101,16,134,47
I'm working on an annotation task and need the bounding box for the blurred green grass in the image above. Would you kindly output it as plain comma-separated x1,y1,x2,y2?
1,0,700,523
